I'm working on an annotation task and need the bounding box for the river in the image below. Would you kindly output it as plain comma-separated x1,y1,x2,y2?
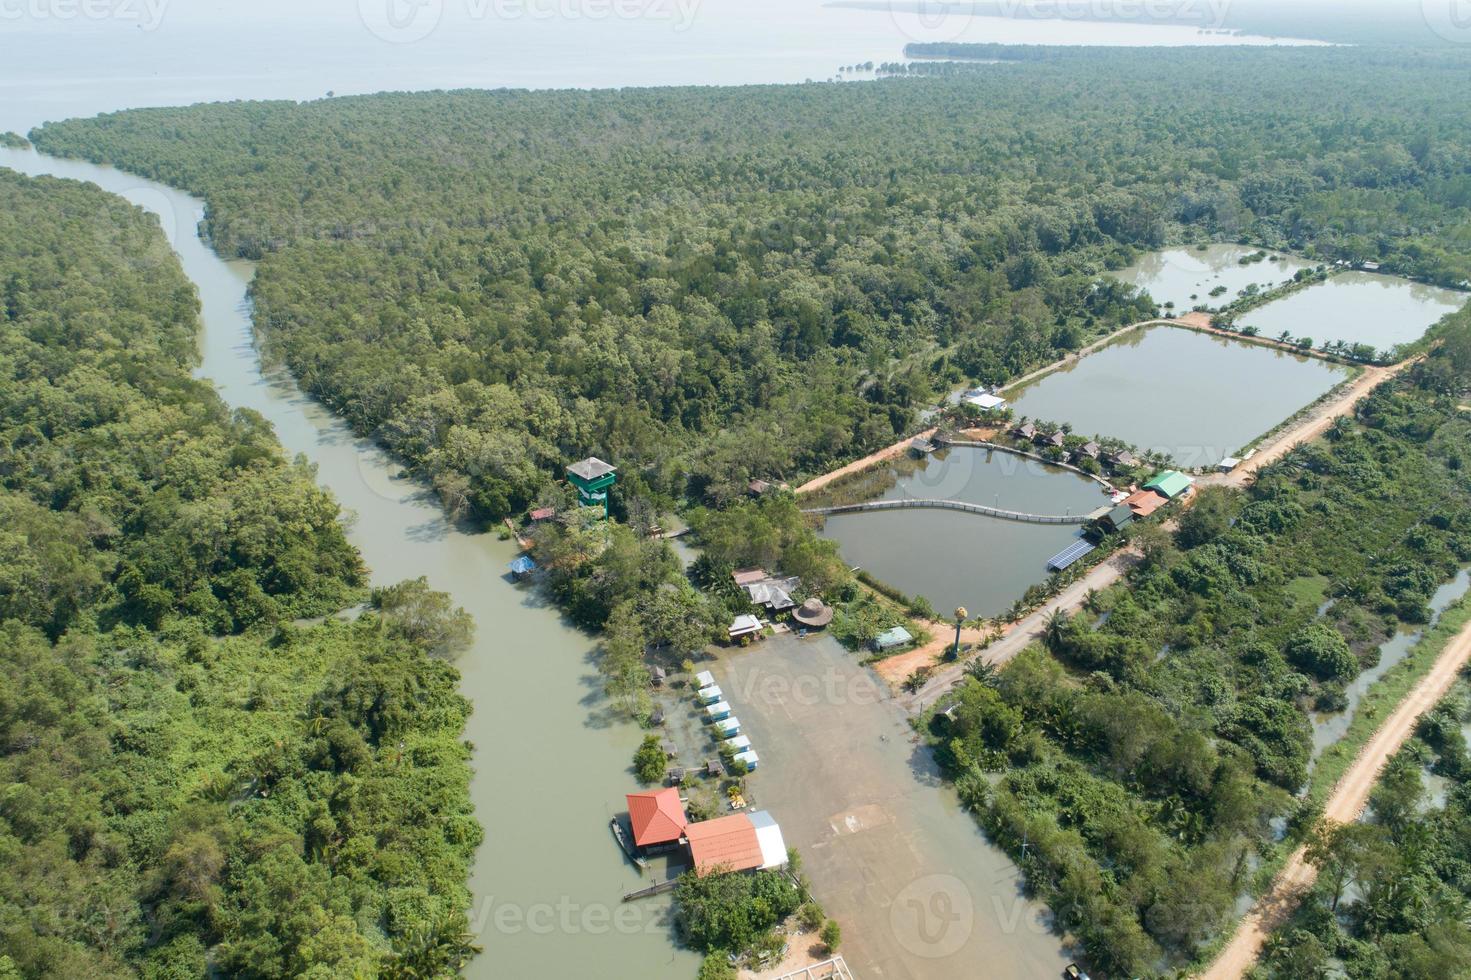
0,143,704,978
2,130,1085,973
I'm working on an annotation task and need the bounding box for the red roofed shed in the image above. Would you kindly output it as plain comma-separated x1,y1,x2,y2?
626,788,688,848
685,813,765,874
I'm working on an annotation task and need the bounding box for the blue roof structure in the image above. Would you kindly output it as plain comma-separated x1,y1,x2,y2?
1047,539,1096,572
509,555,536,575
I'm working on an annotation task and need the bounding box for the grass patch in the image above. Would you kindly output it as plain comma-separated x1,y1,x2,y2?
1306,593,1471,804
1284,574,1330,612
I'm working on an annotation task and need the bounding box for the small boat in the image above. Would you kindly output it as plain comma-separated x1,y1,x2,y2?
609,817,648,872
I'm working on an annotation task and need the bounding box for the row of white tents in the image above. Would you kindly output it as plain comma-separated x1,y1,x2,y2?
695,670,760,771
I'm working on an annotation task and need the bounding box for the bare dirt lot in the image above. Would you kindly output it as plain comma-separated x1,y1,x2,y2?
708,634,1073,980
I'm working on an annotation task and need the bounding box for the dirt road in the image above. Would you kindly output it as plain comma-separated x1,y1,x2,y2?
879,358,1414,706
795,428,937,496
1199,614,1471,979
876,549,1139,700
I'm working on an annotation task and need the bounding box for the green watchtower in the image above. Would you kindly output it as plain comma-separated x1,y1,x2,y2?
567,457,617,517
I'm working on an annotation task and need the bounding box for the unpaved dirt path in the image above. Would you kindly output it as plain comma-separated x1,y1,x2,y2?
880,358,1414,707
1199,614,1471,979
795,428,937,496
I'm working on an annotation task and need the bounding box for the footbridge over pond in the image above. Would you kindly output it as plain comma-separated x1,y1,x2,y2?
802,497,1110,526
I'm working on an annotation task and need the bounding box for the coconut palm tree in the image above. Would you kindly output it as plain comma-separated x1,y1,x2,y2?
965,658,1000,687
1042,608,1071,652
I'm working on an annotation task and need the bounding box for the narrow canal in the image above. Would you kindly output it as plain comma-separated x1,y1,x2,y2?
1,146,1074,977
0,145,699,979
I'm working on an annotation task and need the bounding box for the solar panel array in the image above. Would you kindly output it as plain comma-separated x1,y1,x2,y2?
1046,539,1096,572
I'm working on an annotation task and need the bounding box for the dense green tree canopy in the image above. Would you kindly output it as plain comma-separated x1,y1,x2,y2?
32,46,1471,521
0,170,478,977
935,311,1471,975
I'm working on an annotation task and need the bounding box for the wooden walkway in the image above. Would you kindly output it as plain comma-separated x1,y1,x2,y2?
769,955,855,980
803,497,1106,526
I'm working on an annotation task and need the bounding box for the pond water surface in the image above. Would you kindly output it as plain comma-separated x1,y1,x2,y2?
818,448,1108,615
1239,271,1469,356
1109,244,1318,313
1004,324,1351,468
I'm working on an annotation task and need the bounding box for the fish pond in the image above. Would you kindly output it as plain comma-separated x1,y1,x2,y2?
815,447,1109,615
1003,324,1352,468
1238,271,1469,358
1108,244,1318,312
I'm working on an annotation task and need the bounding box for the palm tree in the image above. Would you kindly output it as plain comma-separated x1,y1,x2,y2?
965,659,1000,687
1042,608,1070,652
1327,416,1352,442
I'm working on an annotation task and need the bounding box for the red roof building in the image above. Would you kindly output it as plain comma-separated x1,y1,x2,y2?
529,507,556,522
1123,489,1168,518
626,788,688,848
685,813,766,874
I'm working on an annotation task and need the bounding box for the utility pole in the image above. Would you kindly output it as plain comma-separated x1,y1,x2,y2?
953,606,968,660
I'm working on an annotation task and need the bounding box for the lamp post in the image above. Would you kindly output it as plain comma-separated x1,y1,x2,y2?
953,606,968,661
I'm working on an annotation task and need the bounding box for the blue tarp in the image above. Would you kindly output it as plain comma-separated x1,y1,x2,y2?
509,556,536,575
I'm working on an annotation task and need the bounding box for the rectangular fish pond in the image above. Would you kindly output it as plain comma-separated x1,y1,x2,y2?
1004,323,1353,468
1237,271,1468,359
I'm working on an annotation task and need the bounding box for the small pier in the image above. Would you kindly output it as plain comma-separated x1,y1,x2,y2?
772,955,856,980
502,518,533,551
621,874,682,902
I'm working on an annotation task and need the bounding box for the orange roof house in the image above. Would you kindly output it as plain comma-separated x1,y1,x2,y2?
685,813,767,874
1123,489,1168,518
626,788,688,848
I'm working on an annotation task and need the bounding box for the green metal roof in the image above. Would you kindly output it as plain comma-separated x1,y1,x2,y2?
1143,470,1193,499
